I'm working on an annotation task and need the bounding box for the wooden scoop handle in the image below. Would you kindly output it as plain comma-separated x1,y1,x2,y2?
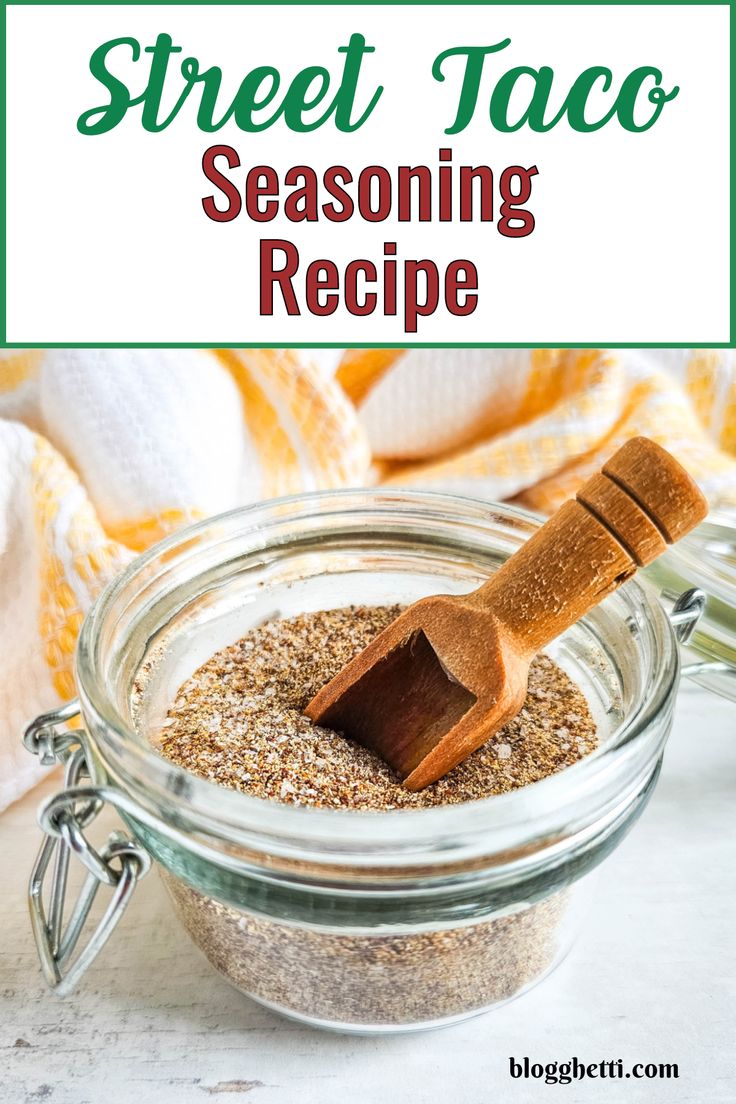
470,437,708,656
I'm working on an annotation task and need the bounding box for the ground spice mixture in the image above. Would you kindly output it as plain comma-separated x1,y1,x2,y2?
162,872,571,1028
157,604,598,1028
160,605,597,808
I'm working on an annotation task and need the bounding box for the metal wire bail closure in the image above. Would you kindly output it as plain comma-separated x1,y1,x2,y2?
668,587,707,644
24,701,151,996
666,586,732,679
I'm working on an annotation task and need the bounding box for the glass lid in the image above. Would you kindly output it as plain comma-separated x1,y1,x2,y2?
646,511,736,702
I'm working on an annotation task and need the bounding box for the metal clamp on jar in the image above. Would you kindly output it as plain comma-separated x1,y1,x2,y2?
646,511,736,702
21,493,735,1033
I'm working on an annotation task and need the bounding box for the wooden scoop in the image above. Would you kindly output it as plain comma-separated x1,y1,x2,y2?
305,437,708,790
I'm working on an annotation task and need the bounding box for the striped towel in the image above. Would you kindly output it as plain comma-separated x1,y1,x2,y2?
2,347,735,808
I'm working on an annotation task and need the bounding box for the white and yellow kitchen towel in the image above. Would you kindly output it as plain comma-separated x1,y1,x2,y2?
2,347,735,809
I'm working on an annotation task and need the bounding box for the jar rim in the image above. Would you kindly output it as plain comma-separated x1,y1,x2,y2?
75,489,680,868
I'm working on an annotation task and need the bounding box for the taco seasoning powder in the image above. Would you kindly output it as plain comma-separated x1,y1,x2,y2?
157,605,597,1026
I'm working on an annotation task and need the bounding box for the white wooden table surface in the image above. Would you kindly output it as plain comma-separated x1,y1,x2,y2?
2,682,734,1104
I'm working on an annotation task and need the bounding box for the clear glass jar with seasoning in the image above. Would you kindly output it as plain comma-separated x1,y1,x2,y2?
24,491,705,1033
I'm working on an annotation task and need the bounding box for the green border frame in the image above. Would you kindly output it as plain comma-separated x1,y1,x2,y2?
1,0,733,348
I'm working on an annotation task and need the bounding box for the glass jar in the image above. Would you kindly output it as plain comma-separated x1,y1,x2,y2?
646,510,736,703
26,491,691,1033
